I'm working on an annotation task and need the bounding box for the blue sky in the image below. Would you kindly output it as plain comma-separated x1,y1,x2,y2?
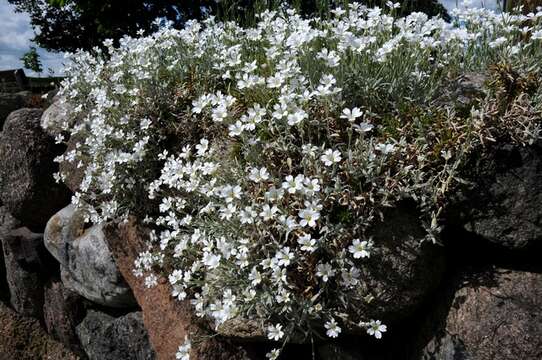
0,0,501,77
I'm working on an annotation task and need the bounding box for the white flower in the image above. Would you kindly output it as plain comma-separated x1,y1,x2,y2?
282,174,304,194
340,107,363,122
298,208,320,228
202,252,221,269
287,109,308,126
176,336,191,360
320,149,342,166
348,239,372,259
297,233,317,252
228,121,245,137
375,143,395,154
266,349,281,360
325,318,342,338
275,246,294,267
239,206,257,224
352,122,374,133
195,138,209,156
260,204,279,221
219,204,237,220
532,29,542,40
367,320,387,339
249,167,270,183
267,324,285,341
386,1,401,9
220,185,242,203
316,262,335,282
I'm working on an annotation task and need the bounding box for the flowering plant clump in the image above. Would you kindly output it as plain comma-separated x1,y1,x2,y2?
52,2,542,358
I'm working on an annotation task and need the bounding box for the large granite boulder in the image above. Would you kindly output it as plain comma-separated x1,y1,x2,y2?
76,310,155,360
1,227,52,317
355,201,445,321
448,141,542,250
421,268,542,360
0,108,71,231
43,279,87,355
44,205,136,308
0,301,79,360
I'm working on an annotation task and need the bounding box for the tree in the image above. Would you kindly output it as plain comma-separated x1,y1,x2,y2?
20,46,43,74
9,0,449,53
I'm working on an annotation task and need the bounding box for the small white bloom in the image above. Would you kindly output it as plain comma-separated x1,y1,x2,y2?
340,107,363,122
367,320,387,339
316,262,335,282
176,336,191,360
297,233,317,252
348,239,372,259
298,208,320,228
266,349,281,360
325,318,342,338
260,204,279,221
320,149,342,166
249,167,270,183
267,324,285,341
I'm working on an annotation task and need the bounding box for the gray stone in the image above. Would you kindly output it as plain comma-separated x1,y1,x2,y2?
353,201,445,321
41,98,73,136
0,301,80,360
0,206,20,303
44,205,136,308
421,268,542,360
76,310,155,360
449,141,542,249
0,108,71,231
1,227,47,317
0,91,31,129
43,279,87,355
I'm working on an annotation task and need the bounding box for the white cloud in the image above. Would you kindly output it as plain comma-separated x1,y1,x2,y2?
0,0,65,75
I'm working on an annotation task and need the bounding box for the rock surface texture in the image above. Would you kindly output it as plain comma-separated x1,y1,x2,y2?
0,302,79,360
0,206,20,303
1,227,50,317
421,268,542,360
43,279,87,355
0,108,71,231
40,98,72,136
76,310,155,360
358,201,445,320
0,91,31,129
450,141,542,250
44,205,136,308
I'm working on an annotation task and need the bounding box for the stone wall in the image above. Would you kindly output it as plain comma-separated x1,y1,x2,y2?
0,99,540,359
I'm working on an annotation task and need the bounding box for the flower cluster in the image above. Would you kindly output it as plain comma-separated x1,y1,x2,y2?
53,2,542,359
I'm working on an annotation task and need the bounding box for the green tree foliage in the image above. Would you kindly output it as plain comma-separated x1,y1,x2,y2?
20,46,43,74
9,0,449,52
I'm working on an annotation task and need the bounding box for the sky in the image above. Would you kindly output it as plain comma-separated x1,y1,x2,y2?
0,0,501,77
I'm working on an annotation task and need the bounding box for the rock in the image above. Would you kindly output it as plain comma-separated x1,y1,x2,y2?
0,206,21,303
0,108,71,231
41,98,72,136
448,141,542,250
103,218,252,360
354,201,445,321
44,205,136,308
76,310,155,360
1,227,52,317
0,91,31,129
317,342,364,360
0,301,80,360
434,73,486,111
43,279,87,354
58,133,86,193
421,268,542,360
